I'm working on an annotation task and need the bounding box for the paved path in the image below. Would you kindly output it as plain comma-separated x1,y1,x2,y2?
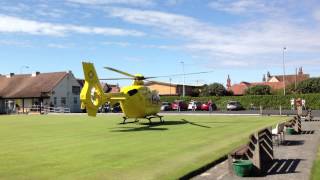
193,120,320,180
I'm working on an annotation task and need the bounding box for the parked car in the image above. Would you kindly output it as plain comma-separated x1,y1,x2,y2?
188,101,202,111
201,102,217,111
227,101,243,111
161,102,172,111
171,100,188,111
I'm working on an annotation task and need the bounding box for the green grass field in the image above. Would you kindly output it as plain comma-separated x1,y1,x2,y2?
0,115,287,180
311,146,320,180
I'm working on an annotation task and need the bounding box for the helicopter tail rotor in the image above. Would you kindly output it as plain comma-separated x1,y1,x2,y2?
80,62,107,117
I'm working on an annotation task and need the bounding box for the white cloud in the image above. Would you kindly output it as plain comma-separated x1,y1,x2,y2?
313,9,320,21
0,40,31,47
66,0,155,7
108,7,320,55
102,41,131,47
165,0,183,6
47,43,73,49
102,41,178,50
106,7,320,68
0,15,144,37
208,0,278,14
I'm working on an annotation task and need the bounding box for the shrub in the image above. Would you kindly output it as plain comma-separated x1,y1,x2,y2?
200,83,227,96
245,85,271,95
296,78,320,94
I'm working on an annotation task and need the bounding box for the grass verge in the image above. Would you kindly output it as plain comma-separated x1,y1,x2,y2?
0,114,287,180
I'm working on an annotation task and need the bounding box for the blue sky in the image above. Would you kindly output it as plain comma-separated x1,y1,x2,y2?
1,0,320,87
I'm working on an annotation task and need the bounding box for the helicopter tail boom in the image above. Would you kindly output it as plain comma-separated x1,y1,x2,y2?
80,62,107,117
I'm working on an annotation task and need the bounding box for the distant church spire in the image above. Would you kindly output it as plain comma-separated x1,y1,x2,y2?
227,74,231,90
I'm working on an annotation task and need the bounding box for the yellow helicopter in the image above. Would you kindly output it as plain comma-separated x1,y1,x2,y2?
80,62,163,124
80,62,213,124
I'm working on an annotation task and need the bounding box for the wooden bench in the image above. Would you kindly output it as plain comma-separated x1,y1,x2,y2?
286,115,302,133
228,127,273,175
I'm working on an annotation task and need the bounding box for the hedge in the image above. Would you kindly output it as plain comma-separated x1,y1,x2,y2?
160,94,320,110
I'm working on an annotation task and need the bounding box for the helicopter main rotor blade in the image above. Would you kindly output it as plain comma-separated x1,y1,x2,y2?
143,70,214,79
104,67,136,78
99,77,133,80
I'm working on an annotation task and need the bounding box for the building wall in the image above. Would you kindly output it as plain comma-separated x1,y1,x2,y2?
147,84,178,96
268,77,280,82
50,73,81,113
0,99,4,114
177,85,199,96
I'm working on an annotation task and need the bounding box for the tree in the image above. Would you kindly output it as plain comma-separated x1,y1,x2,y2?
200,83,227,96
296,78,320,94
245,85,271,95
190,88,200,97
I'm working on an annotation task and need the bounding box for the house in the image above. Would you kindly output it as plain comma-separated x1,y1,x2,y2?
228,67,310,95
101,83,121,93
266,67,309,84
77,80,120,93
145,81,202,96
0,71,82,114
229,81,284,95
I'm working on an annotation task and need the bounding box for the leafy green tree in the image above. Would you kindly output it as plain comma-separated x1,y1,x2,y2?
200,83,227,96
190,88,200,97
296,78,320,94
245,85,271,95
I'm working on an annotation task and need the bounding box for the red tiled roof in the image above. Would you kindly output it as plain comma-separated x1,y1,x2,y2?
271,74,309,84
0,72,68,98
230,82,284,95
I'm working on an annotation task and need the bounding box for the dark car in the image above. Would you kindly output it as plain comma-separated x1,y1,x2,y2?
171,100,188,111
227,101,243,111
201,102,217,111
161,102,172,111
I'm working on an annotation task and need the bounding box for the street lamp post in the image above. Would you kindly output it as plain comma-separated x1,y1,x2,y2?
169,78,172,96
20,65,30,74
282,47,286,96
180,61,185,97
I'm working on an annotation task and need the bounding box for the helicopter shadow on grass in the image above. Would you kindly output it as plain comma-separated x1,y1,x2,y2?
111,119,211,132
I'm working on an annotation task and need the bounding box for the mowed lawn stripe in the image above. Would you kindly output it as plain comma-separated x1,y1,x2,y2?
0,115,287,180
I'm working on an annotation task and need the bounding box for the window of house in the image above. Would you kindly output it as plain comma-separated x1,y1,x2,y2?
61,97,66,106
72,86,81,95
54,97,57,105
74,97,78,104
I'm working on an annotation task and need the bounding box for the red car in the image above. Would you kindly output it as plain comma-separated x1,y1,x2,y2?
201,102,217,111
171,100,188,111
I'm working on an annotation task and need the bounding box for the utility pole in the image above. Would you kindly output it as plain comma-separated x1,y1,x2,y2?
180,61,185,97
295,67,297,90
169,78,172,96
282,47,286,96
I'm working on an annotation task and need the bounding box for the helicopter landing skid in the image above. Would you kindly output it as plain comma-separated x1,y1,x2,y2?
121,115,164,124
121,117,139,124
146,114,164,124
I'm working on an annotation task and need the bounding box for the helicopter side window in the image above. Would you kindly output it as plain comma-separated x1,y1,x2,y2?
128,89,138,96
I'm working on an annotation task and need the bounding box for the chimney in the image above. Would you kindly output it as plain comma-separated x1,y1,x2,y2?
32,72,40,77
6,73,14,78
262,74,266,82
298,67,303,75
